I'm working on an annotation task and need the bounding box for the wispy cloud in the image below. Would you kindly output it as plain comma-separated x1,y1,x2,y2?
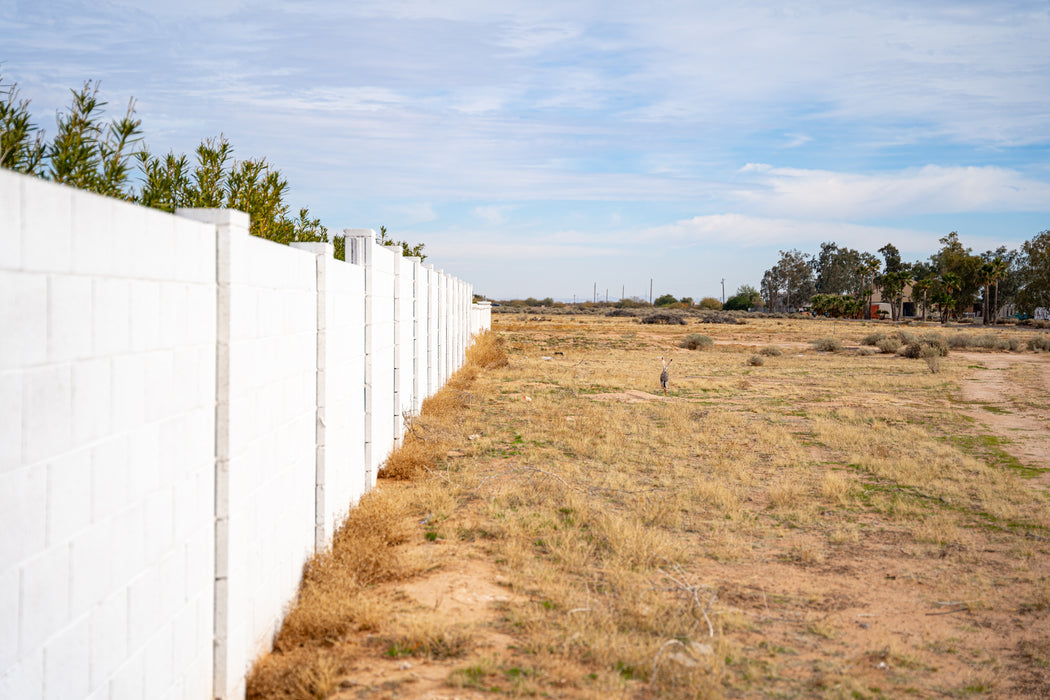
732,164,1050,220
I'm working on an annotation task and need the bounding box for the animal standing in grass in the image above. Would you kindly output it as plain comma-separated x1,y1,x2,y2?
659,357,672,395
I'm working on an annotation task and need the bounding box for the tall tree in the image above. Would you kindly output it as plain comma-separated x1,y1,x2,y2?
1016,231,1050,316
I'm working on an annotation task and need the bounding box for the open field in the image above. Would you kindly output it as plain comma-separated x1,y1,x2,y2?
249,314,1050,699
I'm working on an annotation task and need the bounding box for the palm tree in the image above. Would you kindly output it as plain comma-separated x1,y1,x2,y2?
911,278,933,322
990,256,1008,323
977,262,995,324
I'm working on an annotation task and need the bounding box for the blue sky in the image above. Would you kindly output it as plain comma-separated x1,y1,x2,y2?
3,1,1049,300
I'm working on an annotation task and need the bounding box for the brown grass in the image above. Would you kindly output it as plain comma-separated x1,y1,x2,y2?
247,318,1050,699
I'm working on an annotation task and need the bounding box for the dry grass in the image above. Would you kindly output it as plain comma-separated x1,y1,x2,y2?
247,318,1050,699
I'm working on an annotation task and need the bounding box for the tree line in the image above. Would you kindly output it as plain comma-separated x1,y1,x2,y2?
0,75,425,261
760,231,1050,322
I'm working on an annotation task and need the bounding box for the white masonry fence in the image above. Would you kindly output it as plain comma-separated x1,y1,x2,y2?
0,168,493,699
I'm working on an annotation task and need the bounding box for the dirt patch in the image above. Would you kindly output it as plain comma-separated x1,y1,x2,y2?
957,351,1050,488
588,389,667,402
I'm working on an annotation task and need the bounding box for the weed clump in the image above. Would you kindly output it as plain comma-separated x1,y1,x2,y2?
812,337,843,352
696,311,745,325
875,337,902,354
679,334,713,350
641,312,687,325
759,346,782,357
1029,335,1050,352
898,334,949,359
746,354,765,366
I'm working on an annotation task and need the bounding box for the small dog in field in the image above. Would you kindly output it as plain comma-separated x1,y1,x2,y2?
659,357,672,395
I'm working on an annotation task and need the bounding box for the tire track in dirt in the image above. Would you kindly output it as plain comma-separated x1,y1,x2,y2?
956,351,1050,488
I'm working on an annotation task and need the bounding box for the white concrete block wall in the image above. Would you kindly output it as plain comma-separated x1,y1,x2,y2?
412,260,428,412
322,257,367,533
221,231,318,700
1,170,216,700
369,244,397,478
395,256,416,424
3,171,483,700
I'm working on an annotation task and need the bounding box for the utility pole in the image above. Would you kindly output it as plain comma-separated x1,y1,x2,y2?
622,284,624,301
721,278,725,304
605,288,608,303
649,278,653,304
593,282,597,304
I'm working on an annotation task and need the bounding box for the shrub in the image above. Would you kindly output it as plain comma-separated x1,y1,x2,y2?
640,312,687,325
696,312,744,325
899,334,949,359
812,337,843,352
606,308,636,317
947,334,972,349
875,337,902,354
746,354,765,366
1028,335,1050,352
861,331,886,346
855,346,877,356
679,334,713,350
759,346,782,357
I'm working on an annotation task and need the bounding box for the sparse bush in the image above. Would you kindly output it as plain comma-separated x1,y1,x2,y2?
922,346,942,373
875,337,902,354
641,312,687,325
1028,335,1050,352
855,346,877,356
899,334,949,359
746,354,764,366
606,308,636,317
812,337,843,352
948,334,972,349
697,311,745,325
679,334,713,350
861,331,887,346
759,346,782,357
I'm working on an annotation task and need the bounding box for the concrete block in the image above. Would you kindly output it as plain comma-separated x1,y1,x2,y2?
88,587,128,689
46,275,93,363
144,623,174,698
126,421,160,502
68,520,114,613
72,357,112,445
108,504,146,591
129,280,161,353
21,177,72,273
0,648,43,699
19,544,70,654
0,566,18,670
144,350,175,423
0,465,46,572
70,185,116,277
0,170,22,270
159,283,189,349
110,353,145,434
43,612,90,700
92,278,131,357
108,649,145,700
0,370,22,474
143,489,174,567
45,449,91,547
90,436,129,524
127,567,161,651
0,271,47,371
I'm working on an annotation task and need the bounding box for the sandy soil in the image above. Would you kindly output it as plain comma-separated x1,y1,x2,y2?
322,345,1050,699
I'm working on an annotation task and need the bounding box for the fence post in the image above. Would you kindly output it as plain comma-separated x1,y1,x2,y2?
174,207,249,700
344,229,375,489
290,241,334,551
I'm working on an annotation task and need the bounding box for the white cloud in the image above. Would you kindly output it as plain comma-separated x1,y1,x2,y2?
472,205,514,225
638,213,943,253
732,164,1050,219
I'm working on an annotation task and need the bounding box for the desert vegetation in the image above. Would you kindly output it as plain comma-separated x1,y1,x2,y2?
249,315,1050,699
